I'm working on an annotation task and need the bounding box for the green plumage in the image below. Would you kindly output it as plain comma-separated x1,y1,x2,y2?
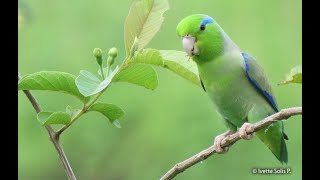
176,14,288,164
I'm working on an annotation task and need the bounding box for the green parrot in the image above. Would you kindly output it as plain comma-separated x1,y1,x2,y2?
176,14,288,164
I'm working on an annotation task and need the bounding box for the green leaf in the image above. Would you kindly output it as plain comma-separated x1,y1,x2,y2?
160,50,200,86
89,102,125,127
113,64,158,90
127,49,200,86
18,71,89,103
128,48,164,66
129,37,139,59
37,111,71,126
124,0,169,56
75,66,119,97
75,70,101,96
279,65,302,85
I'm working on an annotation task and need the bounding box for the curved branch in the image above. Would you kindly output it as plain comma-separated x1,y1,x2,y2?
160,107,302,180
18,72,77,180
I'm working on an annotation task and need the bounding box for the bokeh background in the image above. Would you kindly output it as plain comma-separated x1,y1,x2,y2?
18,0,302,179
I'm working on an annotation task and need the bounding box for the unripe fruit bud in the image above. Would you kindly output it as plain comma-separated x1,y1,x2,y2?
108,47,118,58
107,47,118,66
93,48,103,65
107,56,114,66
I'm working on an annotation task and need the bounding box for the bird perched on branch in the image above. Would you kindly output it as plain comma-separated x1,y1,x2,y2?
176,14,288,164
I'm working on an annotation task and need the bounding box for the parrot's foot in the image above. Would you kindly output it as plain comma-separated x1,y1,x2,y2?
213,130,233,154
239,122,255,140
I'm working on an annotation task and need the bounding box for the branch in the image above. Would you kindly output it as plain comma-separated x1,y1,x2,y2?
18,72,77,180
160,107,302,180
56,89,104,135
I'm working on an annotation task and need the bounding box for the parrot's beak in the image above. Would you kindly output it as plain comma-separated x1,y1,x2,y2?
182,34,199,57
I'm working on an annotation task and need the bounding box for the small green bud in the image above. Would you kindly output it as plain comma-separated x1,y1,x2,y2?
108,47,118,58
93,48,103,66
107,56,114,66
107,47,118,66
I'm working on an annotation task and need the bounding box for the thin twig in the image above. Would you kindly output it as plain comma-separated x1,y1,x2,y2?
56,90,103,135
18,72,77,180
56,106,86,136
160,107,302,180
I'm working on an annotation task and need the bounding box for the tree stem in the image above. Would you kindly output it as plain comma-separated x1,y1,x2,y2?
57,89,105,135
19,72,77,180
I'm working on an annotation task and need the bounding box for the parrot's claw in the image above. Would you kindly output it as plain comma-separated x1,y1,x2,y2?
239,122,255,140
213,130,233,154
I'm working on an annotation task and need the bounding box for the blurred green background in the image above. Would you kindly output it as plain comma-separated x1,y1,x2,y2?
18,0,302,179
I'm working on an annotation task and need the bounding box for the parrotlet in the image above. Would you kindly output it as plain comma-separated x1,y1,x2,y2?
176,14,288,164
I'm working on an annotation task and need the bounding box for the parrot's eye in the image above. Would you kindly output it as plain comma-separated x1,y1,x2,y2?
200,24,206,31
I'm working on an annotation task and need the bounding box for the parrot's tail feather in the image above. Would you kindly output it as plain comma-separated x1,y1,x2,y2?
279,135,288,164
255,121,288,164
283,132,289,140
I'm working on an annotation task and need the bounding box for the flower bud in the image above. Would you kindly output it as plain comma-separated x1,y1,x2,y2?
93,48,103,66
107,56,114,66
108,47,118,58
107,47,118,66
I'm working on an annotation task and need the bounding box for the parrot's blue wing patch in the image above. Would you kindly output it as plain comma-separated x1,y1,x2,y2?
242,52,279,112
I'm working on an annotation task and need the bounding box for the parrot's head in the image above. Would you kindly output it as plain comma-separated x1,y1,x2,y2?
176,14,223,63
